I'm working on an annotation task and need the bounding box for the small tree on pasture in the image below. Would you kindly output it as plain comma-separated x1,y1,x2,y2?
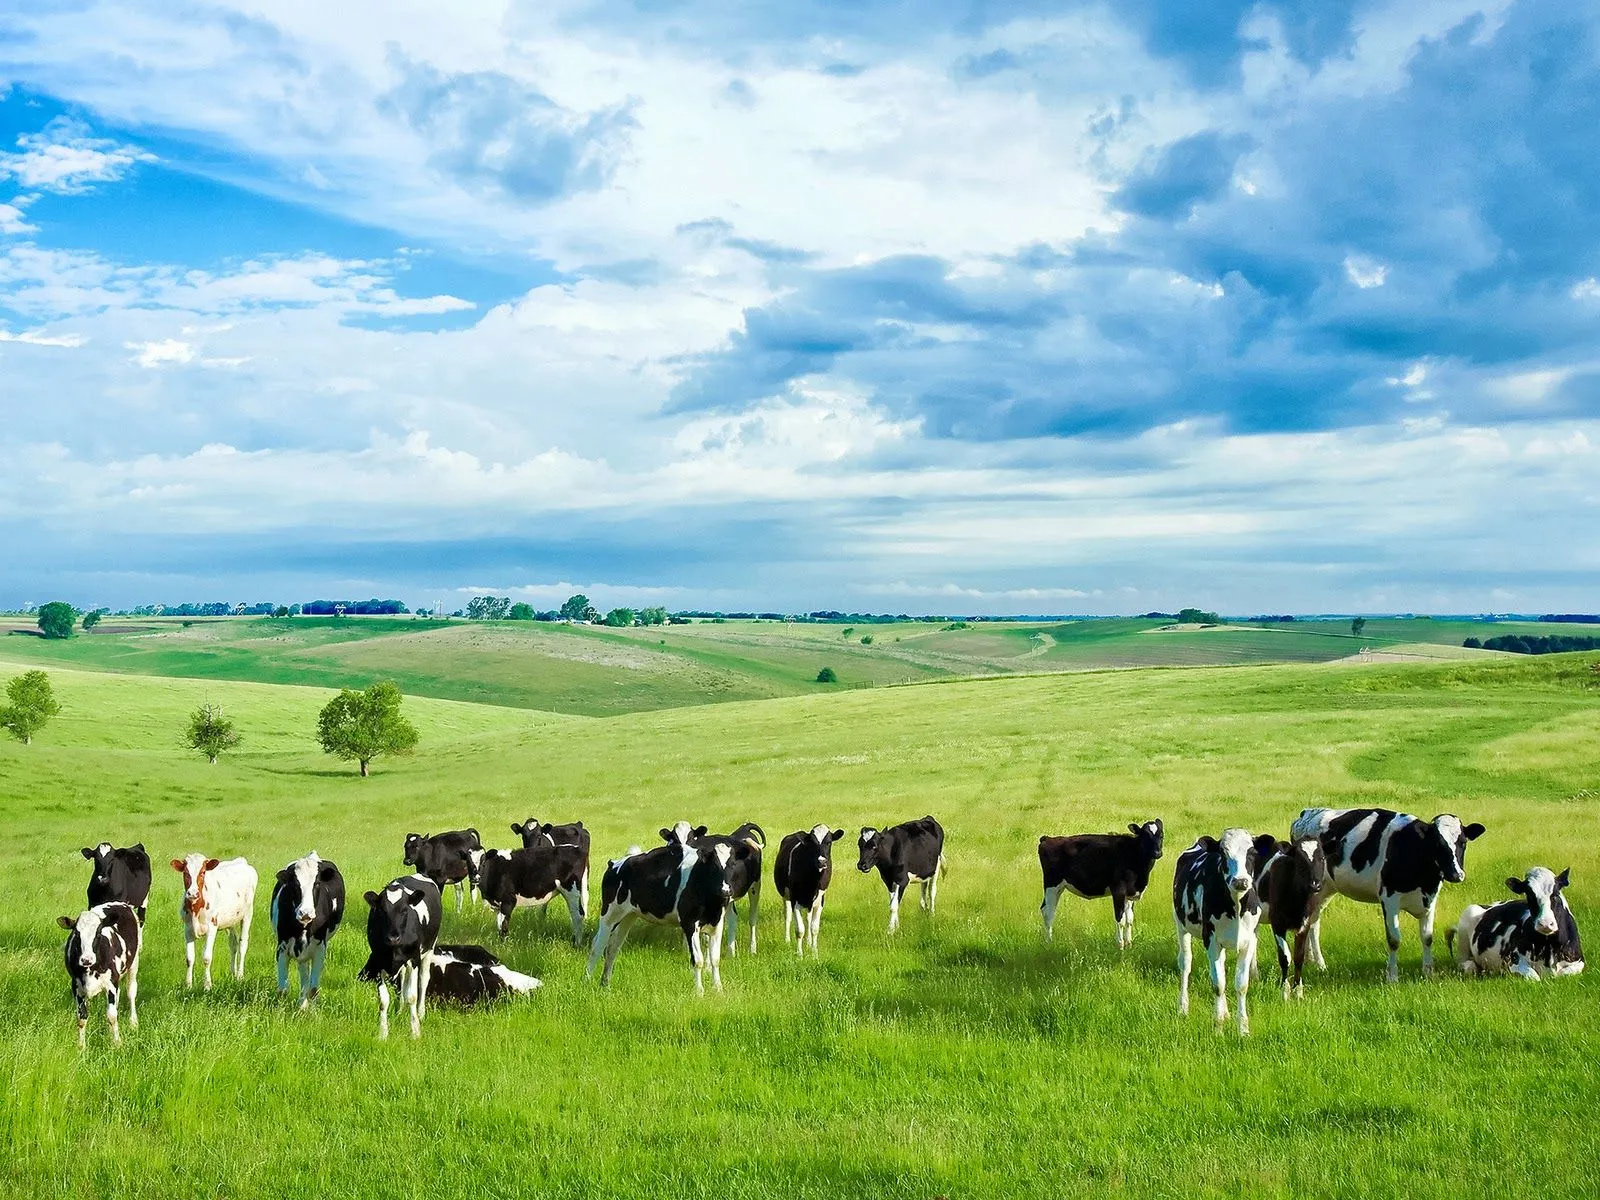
560,594,592,622
316,681,418,777
1,670,60,745
185,703,241,764
36,601,78,639
81,609,105,631
816,666,838,683
1351,617,1367,636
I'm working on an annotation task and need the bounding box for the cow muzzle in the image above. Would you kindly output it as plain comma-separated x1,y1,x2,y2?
1228,876,1251,896
1535,916,1558,936
297,910,315,927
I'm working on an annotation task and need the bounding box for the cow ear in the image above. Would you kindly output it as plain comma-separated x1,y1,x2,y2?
170,858,186,872
1464,823,1485,841
510,822,523,835
1197,836,1218,851
204,858,221,871
81,847,95,859
658,828,671,842
1557,867,1571,889
1128,824,1141,836
1253,834,1278,860
694,826,708,839
363,891,380,907
831,829,845,843
57,915,75,930
1505,877,1526,895
131,843,144,852
277,868,293,883
318,861,340,880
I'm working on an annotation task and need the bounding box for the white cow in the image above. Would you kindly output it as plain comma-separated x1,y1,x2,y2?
171,853,257,990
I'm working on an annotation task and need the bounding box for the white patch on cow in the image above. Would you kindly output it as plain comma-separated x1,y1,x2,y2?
1219,828,1254,894
674,844,702,903
810,824,831,844
290,853,320,924
862,829,877,843
490,963,542,994
1525,867,1560,936
668,820,694,845
1435,814,1465,877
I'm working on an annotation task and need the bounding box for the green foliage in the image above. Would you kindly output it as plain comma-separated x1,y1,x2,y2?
604,607,636,627
35,601,77,639
841,627,855,638
184,702,241,764
1177,607,1220,624
315,681,418,776
815,666,838,683
639,607,668,626
560,594,592,622
467,595,512,620
859,634,873,645
507,602,535,621
81,609,105,631
0,669,59,744
1352,616,1367,636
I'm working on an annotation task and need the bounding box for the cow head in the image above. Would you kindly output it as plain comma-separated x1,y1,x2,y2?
511,818,541,847
857,828,881,872
81,842,116,887
1128,820,1164,859
277,852,324,927
1429,815,1486,884
365,883,427,948
402,834,425,865
1293,838,1329,894
1506,866,1569,937
172,853,220,915
1218,829,1259,898
811,824,845,849
660,821,707,847
57,911,108,973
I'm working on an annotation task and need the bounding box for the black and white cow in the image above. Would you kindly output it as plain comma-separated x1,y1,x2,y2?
1449,867,1585,980
402,829,482,912
586,840,735,992
477,843,589,944
58,902,141,1048
1038,819,1164,949
1292,807,1485,981
775,825,843,957
1173,830,1275,1035
1254,838,1329,999
661,821,764,955
510,818,591,921
81,842,152,924
857,816,945,933
426,944,542,1004
359,874,442,1039
269,852,345,1009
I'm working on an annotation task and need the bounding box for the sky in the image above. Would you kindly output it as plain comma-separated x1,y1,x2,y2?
0,0,1596,616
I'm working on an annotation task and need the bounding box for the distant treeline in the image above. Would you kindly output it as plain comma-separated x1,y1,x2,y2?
300,599,408,615
1538,614,1600,624
128,602,276,617
124,599,408,617
1465,634,1600,654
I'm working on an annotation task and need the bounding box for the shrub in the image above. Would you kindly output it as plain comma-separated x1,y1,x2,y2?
860,635,873,645
816,667,838,683
36,601,77,639
185,703,241,764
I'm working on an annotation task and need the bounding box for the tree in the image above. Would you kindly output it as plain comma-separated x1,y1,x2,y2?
467,595,512,620
316,682,418,777
508,602,535,621
605,607,636,627
185,703,241,764
816,666,838,683
560,594,592,622
81,609,105,631
36,601,77,639
640,606,668,626
1351,617,1367,636
1,670,60,744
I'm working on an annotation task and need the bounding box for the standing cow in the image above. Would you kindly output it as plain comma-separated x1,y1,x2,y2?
402,830,482,911
661,821,764,955
511,818,592,921
359,874,442,1039
1173,830,1275,1035
58,902,142,1048
857,816,946,933
1292,807,1484,981
775,826,844,957
1449,867,1584,980
82,842,152,923
1254,838,1328,999
477,842,590,944
270,852,345,1009
1038,820,1164,948
586,841,735,993
172,853,257,990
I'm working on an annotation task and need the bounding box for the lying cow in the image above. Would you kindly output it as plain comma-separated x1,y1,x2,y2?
775,826,843,957
1038,819,1163,948
1254,838,1328,999
858,816,945,933
477,843,589,944
1292,807,1484,981
58,902,142,1048
587,840,734,993
1449,867,1584,980
426,944,542,1004
82,842,152,923
402,829,482,911
661,821,764,955
1173,830,1275,1035
270,852,345,1009
359,874,442,1039
172,853,257,990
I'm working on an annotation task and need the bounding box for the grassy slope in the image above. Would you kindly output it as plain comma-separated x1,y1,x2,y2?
1,653,1598,1197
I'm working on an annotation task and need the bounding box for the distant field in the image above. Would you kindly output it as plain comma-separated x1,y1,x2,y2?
0,613,1564,716
0,651,1597,1197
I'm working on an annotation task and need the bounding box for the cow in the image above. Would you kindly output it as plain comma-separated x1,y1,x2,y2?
402,829,482,912
510,818,591,921
1038,819,1164,949
171,853,257,990
81,842,152,923
1292,807,1485,981
774,826,844,957
661,821,764,955
857,816,946,933
1448,867,1585,980
477,843,589,944
586,840,735,993
1173,829,1275,1036
1254,838,1329,999
426,944,542,1004
269,852,345,1009
57,902,141,1048
359,874,442,1039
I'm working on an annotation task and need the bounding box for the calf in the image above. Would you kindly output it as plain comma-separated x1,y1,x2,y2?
510,817,591,920
269,852,345,1009
775,825,844,957
661,821,764,955
359,874,442,1039
426,944,542,1004
82,842,152,923
857,816,946,933
1292,807,1485,981
1038,819,1164,949
172,853,257,990
1173,830,1275,1035
57,902,141,1048
477,843,589,944
586,841,735,993
1254,838,1329,999
1449,867,1584,980
402,829,482,911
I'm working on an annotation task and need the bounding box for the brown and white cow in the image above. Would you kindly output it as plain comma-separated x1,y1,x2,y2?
171,853,258,990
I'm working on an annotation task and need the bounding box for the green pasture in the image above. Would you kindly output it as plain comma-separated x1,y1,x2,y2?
0,651,1597,1197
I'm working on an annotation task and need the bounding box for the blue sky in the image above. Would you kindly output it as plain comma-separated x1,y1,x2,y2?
0,0,1595,614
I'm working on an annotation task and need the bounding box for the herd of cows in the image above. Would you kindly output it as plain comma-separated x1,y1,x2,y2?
57,806,1583,1045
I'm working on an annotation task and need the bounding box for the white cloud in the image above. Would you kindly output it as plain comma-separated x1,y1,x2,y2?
0,117,154,193
0,198,37,235
1343,254,1389,288
0,327,86,348
127,338,196,367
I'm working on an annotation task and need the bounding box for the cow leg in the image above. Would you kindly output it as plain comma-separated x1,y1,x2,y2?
237,911,252,980
747,878,760,955
1309,916,1327,970
277,945,290,995
306,941,328,1006
106,981,121,1047
723,904,738,959
563,884,585,947
75,992,88,1049
809,895,825,956
296,957,310,1007
495,903,513,938
1208,942,1228,1027
1380,894,1403,983
183,925,196,990
685,924,706,995
1290,928,1309,999
1235,937,1255,1036
404,962,421,1039
708,918,726,992
1111,893,1129,950
1041,884,1063,941
1509,955,1542,982
586,912,614,981
579,866,590,919
784,899,795,945
1275,932,1292,999
888,884,902,934
1418,893,1438,978
1176,926,1192,1016
1552,960,1586,977
376,979,391,1039
417,950,432,1021
125,951,140,1031
202,926,218,991
226,927,239,982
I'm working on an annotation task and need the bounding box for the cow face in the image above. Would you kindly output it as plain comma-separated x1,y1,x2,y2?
1507,867,1568,937
402,834,425,865
365,884,427,949
660,821,707,847
857,828,881,872
1429,815,1486,884
172,853,220,915
511,819,541,847
1293,838,1329,894
811,824,845,848
82,842,115,888
58,911,109,974
1129,820,1164,859
1218,829,1258,898
279,853,323,926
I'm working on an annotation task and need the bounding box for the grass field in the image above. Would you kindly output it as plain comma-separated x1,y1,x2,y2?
1,647,1598,1197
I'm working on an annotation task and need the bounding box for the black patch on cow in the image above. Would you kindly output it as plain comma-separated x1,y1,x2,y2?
82,843,152,923
775,829,842,909
1349,810,1396,874
1321,810,1376,868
